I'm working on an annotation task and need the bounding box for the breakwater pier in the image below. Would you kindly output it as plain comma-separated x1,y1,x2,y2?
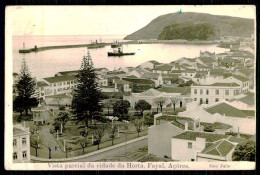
18,39,219,54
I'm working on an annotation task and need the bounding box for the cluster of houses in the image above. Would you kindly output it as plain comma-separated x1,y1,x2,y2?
12,38,255,162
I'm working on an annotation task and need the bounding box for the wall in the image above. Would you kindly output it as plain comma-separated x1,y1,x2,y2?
148,123,183,158
171,137,205,161
45,97,72,106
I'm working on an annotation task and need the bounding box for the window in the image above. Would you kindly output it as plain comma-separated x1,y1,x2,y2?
206,98,209,104
53,83,56,87
200,89,203,95
194,89,197,95
197,79,199,82
63,82,65,85
206,89,209,95
200,98,203,105
67,81,70,85
190,74,192,76
194,98,197,101
13,152,17,160
215,90,219,95
188,142,192,149
185,73,187,76
13,139,17,146
22,138,26,145
23,151,27,158
233,90,236,96
225,90,229,96
215,98,219,102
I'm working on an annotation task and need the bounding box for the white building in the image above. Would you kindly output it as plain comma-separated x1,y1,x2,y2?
171,131,239,161
43,75,78,96
191,82,242,105
13,124,30,163
178,101,255,135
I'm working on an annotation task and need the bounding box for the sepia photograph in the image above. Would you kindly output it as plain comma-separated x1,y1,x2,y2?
5,5,256,170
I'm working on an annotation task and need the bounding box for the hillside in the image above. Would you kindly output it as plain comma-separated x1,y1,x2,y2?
124,12,254,40
158,23,218,40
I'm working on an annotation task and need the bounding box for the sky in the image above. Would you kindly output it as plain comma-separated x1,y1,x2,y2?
7,5,256,36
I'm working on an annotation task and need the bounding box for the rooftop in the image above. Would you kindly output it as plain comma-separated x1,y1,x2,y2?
205,102,249,118
43,75,77,83
149,60,161,65
201,140,236,157
13,127,29,136
173,131,228,142
122,78,155,85
139,88,161,96
157,86,191,94
153,65,174,71
37,81,49,87
232,75,249,82
238,92,255,106
197,57,217,64
193,82,240,87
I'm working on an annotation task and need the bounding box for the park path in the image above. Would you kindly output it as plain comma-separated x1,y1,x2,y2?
36,125,65,158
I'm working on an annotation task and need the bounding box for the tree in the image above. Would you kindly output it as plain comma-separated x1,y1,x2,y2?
153,97,167,112
30,136,42,157
14,58,37,116
169,97,181,111
55,111,69,130
71,51,103,127
113,100,131,121
109,124,118,146
53,120,61,132
65,144,73,158
144,114,154,127
135,100,151,116
232,141,255,161
93,124,107,150
133,119,143,137
77,129,89,154
103,98,118,116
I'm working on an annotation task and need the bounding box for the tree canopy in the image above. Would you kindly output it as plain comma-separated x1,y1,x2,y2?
71,51,103,127
14,58,37,116
135,100,151,115
113,100,131,121
232,141,255,161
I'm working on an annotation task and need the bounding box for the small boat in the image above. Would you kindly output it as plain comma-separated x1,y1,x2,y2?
108,47,135,57
108,52,135,56
111,40,122,48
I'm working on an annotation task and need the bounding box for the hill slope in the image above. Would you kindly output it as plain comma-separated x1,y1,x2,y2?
124,12,254,40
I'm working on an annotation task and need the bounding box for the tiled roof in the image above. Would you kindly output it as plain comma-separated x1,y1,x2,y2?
157,86,190,94
197,57,217,64
122,78,155,85
140,73,160,79
205,102,248,118
139,88,161,96
58,70,79,76
153,65,174,71
201,140,235,157
107,71,126,75
173,131,228,142
183,58,196,62
43,75,77,83
238,92,254,106
37,81,49,87
200,122,232,130
149,60,161,65
232,75,249,82
209,82,240,87
171,70,183,73
13,128,28,136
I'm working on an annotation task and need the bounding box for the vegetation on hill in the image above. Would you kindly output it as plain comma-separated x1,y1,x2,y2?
124,12,254,40
158,23,217,40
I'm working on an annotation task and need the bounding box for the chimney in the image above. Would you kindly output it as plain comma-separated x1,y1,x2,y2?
185,122,189,131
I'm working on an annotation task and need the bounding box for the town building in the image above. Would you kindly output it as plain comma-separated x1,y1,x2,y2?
178,101,255,134
43,75,78,96
31,104,52,125
13,124,30,163
171,131,239,161
139,60,161,69
191,82,242,105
